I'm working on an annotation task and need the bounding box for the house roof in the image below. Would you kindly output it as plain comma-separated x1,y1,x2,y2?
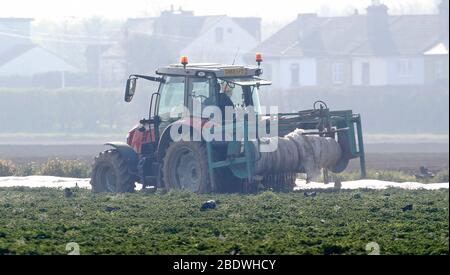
182,15,261,43
351,15,441,56
0,43,80,76
197,16,227,36
0,43,35,67
254,12,443,58
253,15,368,57
388,15,441,55
0,17,33,23
424,42,449,55
102,43,125,59
230,17,261,41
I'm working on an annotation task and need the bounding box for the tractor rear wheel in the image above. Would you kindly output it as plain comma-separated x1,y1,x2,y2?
90,149,136,193
162,142,211,193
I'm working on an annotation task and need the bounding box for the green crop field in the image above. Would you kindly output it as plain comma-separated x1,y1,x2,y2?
0,187,448,255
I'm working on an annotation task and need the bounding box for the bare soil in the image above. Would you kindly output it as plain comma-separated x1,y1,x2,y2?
0,143,448,173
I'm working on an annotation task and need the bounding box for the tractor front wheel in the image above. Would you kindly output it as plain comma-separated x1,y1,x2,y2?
90,149,136,193
162,142,211,193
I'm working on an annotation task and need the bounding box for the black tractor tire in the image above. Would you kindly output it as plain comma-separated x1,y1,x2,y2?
90,149,136,193
162,141,211,193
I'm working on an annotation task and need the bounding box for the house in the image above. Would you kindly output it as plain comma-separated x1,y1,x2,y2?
252,0,449,89
0,43,81,88
127,8,261,65
100,43,127,87
350,3,447,87
101,8,261,84
180,15,261,65
0,17,81,88
424,42,449,86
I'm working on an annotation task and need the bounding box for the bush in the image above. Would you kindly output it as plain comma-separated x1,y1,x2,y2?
37,159,91,178
60,160,91,178
0,160,16,176
367,170,416,182
434,168,449,183
15,163,37,177
37,159,65,177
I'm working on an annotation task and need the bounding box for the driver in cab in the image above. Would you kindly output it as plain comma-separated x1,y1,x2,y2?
217,81,234,115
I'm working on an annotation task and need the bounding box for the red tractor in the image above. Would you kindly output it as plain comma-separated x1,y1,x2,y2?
90,55,366,193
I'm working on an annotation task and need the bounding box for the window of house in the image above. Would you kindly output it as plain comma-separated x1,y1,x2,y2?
215,27,224,44
434,59,445,80
332,63,344,84
361,62,370,86
264,63,273,80
397,59,413,77
290,63,300,87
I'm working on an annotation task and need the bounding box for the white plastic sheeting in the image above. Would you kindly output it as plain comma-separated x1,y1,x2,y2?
0,176,447,191
295,179,449,191
0,176,91,189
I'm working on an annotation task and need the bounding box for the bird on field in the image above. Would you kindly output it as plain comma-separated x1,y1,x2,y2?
64,188,74,198
105,206,120,213
402,204,413,212
304,191,317,197
201,200,217,210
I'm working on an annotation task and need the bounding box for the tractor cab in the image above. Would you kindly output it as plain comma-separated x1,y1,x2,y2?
124,56,271,154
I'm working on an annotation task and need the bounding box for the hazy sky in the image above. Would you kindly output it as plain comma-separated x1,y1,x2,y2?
0,0,442,23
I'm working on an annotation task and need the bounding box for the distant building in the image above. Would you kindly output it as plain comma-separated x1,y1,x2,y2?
0,17,80,88
0,17,33,54
424,42,449,85
180,15,261,65
253,0,449,89
100,8,261,85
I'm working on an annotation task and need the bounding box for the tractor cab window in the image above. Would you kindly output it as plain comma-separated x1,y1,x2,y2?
189,77,214,117
158,76,186,120
250,86,262,114
217,78,263,113
218,79,246,108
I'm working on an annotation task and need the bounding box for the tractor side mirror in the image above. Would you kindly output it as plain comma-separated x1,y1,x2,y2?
125,77,137,102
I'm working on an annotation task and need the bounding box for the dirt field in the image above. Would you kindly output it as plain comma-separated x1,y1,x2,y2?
0,143,448,173
347,152,449,173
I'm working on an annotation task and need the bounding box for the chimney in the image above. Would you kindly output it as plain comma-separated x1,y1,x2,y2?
439,0,449,44
366,0,389,41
